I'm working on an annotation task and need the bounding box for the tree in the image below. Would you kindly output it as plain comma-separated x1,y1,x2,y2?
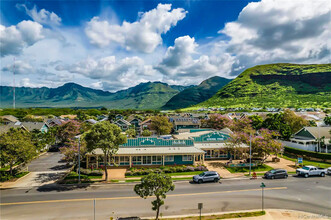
324,116,331,126
56,120,81,144
0,128,37,175
262,113,292,140
225,132,249,159
201,114,231,129
60,139,87,166
142,129,152,137
134,173,175,220
84,121,127,181
230,117,253,133
126,128,136,138
150,116,172,135
283,109,309,133
249,115,263,130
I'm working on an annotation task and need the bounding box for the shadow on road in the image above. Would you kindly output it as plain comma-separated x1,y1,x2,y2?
49,164,71,171
36,183,91,192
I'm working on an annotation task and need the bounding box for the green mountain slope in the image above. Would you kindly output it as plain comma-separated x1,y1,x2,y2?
198,63,331,108
0,82,188,109
162,76,231,110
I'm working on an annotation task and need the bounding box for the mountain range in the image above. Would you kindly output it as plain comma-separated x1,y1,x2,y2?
0,77,228,109
199,63,331,109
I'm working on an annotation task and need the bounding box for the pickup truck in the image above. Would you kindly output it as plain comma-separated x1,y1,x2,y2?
296,166,327,178
327,167,331,175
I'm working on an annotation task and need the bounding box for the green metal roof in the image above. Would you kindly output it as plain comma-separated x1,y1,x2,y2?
121,137,194,147
189,128,212,133
192,131,230,142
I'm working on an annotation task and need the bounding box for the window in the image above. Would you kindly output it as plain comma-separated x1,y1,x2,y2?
121,156,130,163
165,156,174,162
143,156,152,164
152,156,162,162
133,156,142,162
182,155,193,161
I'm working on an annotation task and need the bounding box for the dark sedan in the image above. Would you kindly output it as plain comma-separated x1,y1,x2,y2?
264,169,288,179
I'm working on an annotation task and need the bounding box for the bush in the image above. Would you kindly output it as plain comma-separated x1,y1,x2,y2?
186,166,195,172
90,170,103,176
284,146,331,161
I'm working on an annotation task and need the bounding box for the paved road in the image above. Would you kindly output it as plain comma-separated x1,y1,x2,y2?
2,152,70,188
1,176,330,220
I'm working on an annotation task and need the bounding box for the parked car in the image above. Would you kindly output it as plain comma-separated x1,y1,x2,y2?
296,166,327,178
327,167,331,175
193,171,220,184
264,169,288,179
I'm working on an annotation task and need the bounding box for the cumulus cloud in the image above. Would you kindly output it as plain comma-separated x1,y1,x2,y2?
0,20,44,57
16,4,62,26
85,3,187,53
156,36,235,85
2,60,34,75
56,56,161,91
218,0,331,74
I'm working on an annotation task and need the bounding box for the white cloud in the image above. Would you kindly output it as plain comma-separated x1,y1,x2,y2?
2,60,34,75
17,4,62,26
56,56,161,91
0,20,44,57
85,3,187,53
156,36,235,85
217,0,331,74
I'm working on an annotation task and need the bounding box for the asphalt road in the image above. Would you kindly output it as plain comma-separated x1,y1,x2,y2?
1,176,330,220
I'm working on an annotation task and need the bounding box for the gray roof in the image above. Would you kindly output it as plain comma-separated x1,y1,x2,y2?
20,122,48,131
0,115,18,123
89,146,205,156
0,123,25,134
296,127,331,139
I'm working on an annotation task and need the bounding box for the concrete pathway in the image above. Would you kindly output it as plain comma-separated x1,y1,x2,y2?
265,157,296,172
0,152,70,188
105,168,127,180
205,160,244,178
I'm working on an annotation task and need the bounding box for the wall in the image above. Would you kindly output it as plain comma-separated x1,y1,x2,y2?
281,141,316,152
165,155,194,165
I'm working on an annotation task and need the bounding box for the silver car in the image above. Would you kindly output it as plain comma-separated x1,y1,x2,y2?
193,171,220,184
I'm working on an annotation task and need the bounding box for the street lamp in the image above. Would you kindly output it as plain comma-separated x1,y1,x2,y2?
249,133,252,178
75,135,81,184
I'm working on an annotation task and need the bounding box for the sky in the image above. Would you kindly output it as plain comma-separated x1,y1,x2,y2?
0,0,330,92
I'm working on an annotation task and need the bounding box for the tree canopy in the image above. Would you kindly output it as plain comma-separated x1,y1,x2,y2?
150,116,172,135
134,173,175,220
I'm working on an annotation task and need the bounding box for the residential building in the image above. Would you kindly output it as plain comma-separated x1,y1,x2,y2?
0,115,19,125
114,119,131,131
282,126,331,153
20,122,49,133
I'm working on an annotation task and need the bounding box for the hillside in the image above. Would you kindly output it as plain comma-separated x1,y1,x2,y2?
162,76,231,110
198,63,331,109
0,82,189,109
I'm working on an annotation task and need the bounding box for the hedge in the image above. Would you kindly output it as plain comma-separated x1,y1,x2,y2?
125,165,208,176
284,146,331,160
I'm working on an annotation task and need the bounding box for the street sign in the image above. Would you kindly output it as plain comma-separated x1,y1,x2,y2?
198,203,203,209
298,157,303,164
260,182,266,188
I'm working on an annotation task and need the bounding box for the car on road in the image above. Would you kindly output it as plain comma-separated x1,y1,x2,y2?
327,167,331,175
193,171,220,184
296,165,327,178
264,169,288,179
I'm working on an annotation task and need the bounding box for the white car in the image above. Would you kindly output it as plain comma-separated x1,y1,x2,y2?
327,167,331,175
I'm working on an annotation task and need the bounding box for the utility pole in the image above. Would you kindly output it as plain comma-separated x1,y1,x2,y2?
13,57,16,109
78,136,81,184
249,133,252,178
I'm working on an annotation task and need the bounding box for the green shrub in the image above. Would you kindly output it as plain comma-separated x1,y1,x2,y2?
284,146,331,160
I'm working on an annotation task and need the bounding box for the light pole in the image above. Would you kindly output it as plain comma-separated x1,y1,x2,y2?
249,133,252,178
75,135,81,184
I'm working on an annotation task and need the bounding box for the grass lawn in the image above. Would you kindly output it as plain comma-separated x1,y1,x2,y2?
126,171,203,178
163,211,266,219
0,171,29,182
281,154,331,169
64,172,102,181
226,164,273,173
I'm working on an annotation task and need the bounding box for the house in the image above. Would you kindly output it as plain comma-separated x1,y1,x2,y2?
47,118,64,127
114,119,131,131
20,122,49,133
115,114,124,120
129,118,142,134
85,137,205,168
59,115,77,120
85,119,98,124
0,122,26,134
0,115,19,125
139,118,155,134
282,126,331,153
173,119,201,131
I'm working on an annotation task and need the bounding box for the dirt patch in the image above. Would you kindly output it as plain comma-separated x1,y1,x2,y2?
265,157,296,172
204,161,244,178
104,168,127,180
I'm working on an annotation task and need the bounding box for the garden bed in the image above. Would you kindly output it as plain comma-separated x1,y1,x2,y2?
226,164,273,173
125,165,208,177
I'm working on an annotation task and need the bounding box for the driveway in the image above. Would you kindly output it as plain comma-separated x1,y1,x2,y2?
2,152,70,188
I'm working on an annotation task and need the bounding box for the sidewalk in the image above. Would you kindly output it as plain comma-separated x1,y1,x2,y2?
145,209,330,219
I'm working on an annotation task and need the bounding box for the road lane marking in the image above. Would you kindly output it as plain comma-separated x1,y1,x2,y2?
0,186,287,206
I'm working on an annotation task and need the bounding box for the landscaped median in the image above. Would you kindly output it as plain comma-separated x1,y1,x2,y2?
225,164,274,173
61,169,103,184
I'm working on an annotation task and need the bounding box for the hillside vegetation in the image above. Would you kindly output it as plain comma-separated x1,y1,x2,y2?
198,63,331,108
162,76,231,110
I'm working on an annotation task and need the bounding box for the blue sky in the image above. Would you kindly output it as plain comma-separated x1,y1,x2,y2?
0,0,330,92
